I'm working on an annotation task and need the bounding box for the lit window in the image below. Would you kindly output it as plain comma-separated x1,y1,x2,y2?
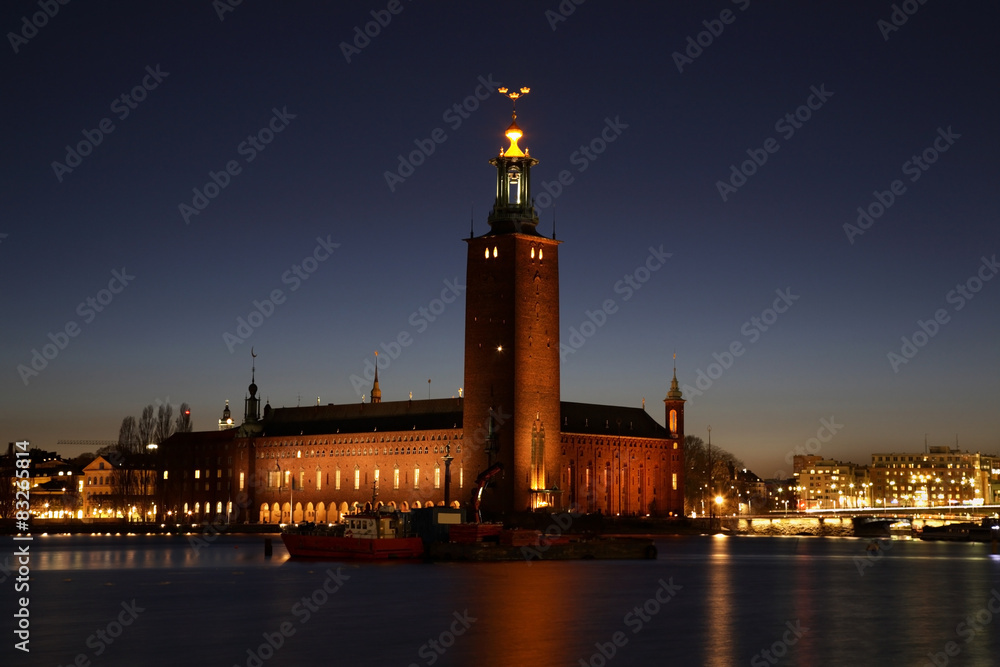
239,472,244,491
335,468,341,490
434,464,441,489
672,473,678,490
354,467,360,490
493,246,498,258
669,410,678,433
163,471,169,480
194,470,200,479
484,247,489,259
316,470,322,490
539,248,543,260
393,466,400,490
531,247,535,259
414,467,420,489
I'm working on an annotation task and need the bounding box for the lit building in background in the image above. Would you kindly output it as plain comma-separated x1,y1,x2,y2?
871,446,998,508
218,400,235,431
793,456,871,510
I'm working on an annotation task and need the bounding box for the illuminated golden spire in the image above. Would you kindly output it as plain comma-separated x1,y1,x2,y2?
498,86,530,157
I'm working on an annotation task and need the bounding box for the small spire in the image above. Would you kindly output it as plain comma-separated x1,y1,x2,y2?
666,352,683,400
371,351,382,404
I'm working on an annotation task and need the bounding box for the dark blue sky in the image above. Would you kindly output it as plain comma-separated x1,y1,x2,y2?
3,1,998,478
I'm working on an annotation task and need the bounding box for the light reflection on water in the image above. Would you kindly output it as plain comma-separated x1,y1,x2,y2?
19,534,1000,667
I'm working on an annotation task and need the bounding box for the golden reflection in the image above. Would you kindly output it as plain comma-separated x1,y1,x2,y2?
704,536,734,666
470,563,582,663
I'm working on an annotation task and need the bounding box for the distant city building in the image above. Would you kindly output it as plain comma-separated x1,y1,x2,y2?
793,456,870,509
82,454,156,520
218,400,235,431
791,455,823,475
31,457,81,519
156,104,686,524
82,455,116,518
871,446,998,507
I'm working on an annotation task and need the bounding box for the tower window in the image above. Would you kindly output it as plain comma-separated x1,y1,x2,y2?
493,246,498,258
507,165,521,204
531,247,535,259
539,248,543,260
484,247,489,259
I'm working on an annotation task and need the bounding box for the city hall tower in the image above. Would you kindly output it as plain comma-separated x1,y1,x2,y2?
464,89,562,514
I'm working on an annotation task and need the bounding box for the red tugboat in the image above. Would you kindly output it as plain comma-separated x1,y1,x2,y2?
281,507,424,560
281,482,424,560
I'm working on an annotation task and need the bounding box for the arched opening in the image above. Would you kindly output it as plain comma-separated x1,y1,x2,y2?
259,503,270,523
340,501,350,516
305,502,315,521
293,502,303,523
400,501,410,511
413,500,422,509
282,502,291,523
270,503,281,523
450,500,461,509
315,502,326,523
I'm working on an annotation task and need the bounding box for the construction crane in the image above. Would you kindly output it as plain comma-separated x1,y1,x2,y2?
56,440,116,447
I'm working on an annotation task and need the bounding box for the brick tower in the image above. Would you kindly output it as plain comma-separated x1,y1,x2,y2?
464,90,562,515
663,355,686,514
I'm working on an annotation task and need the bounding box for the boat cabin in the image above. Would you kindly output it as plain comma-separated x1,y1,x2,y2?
344,512,408,539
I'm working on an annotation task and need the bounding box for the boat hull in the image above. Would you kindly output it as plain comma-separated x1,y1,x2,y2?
281,533,425,560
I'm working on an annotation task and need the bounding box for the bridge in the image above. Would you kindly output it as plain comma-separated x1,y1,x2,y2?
709,505,1000,537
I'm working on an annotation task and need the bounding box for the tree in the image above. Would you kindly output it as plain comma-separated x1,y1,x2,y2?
174,403,193,433
137,405,156,450
154,404,174,444
684,435,744,516
109,417,141,520
117,416,141,455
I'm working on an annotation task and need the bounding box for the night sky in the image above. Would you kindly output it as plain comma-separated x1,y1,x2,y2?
3,2,998,480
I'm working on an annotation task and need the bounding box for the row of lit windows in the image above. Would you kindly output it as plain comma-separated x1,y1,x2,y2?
87,474,153,486
561,440,679,451
254,444,466,460
482,246,545,260
264,464,455,493
874,455,978,462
